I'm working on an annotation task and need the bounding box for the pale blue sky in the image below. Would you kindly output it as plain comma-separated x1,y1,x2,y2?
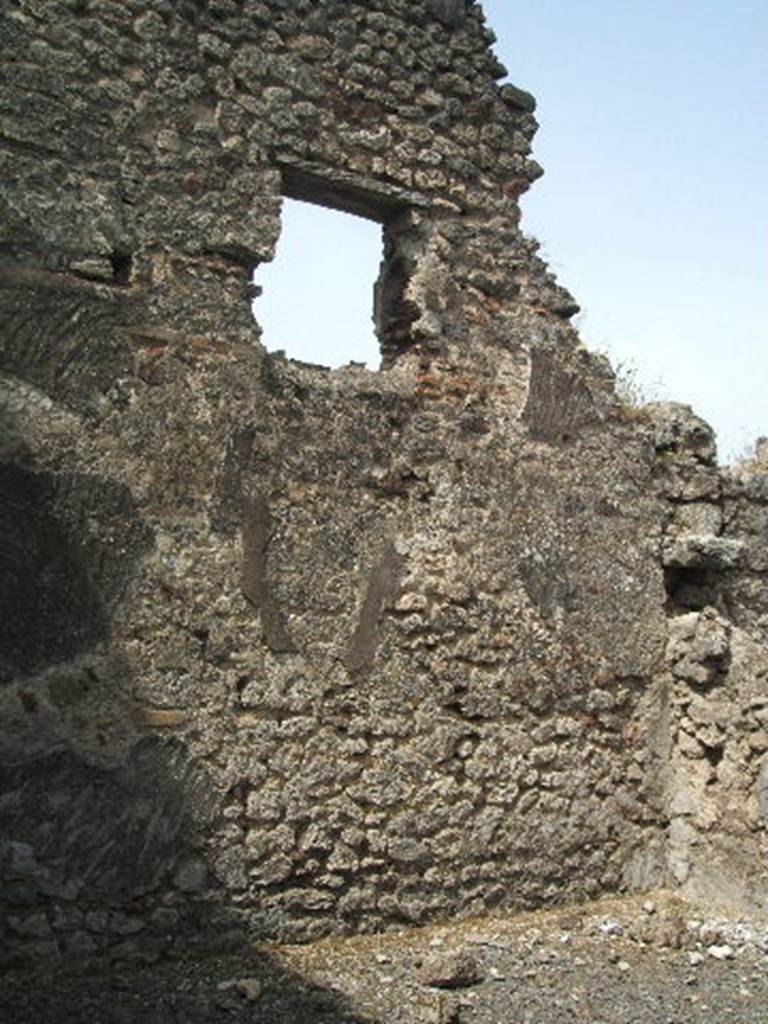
256,1,766,462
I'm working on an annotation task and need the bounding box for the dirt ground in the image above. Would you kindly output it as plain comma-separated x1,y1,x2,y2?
2,892,767,1023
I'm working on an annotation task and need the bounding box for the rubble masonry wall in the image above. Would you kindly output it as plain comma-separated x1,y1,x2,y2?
0,0,765,968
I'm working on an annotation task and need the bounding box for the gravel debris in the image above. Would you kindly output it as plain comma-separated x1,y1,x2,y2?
1,892,766,1023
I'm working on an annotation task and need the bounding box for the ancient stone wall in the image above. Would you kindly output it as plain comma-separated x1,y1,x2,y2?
652,422,768,910
1,0,765,969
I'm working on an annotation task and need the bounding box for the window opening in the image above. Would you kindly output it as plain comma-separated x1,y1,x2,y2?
254,197,383,370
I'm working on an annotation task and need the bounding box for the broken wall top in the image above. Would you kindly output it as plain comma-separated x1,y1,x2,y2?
3,0,580,363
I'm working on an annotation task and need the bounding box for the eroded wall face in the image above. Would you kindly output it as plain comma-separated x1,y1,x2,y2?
651,418,768,912
1,0,765,967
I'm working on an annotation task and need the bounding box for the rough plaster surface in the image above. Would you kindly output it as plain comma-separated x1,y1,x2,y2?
0,0,765,969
